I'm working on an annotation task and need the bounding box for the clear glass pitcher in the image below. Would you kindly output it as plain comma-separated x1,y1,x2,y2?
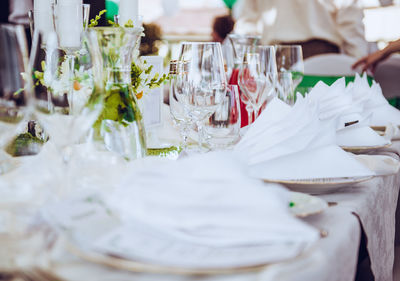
85,27,146,160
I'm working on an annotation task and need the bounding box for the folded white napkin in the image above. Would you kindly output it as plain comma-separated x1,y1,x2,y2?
107,152,318,247
43,151,319,268
236,96,374,180
348,74,400,127
307,78,362,128
250,145,374,181
353,154,400,176
236,96,336,165
306,76,391,147
336,125,390,147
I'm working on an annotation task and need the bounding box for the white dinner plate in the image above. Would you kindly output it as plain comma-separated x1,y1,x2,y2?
263,176,373,195
289,192,328,217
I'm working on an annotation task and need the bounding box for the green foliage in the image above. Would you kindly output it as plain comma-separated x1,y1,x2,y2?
89,9,107,28
131,61,169,94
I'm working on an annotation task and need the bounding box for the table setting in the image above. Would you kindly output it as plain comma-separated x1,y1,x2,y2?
1,1,400,281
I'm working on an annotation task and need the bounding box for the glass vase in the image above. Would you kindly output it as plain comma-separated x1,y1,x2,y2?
85,26,146,160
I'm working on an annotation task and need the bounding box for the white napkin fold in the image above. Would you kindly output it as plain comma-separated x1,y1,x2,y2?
106,152,318,248
236,96,336,165
249,145,374,181
306,75,391,147
348,74,400,127
235,95,374,180
353,154,400,176
336,125,390,147
307,78,362,128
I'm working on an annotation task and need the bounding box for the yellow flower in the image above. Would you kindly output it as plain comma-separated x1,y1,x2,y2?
136,91,143,100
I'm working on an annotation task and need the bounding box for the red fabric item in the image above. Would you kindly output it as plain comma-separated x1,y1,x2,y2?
229,68,251,127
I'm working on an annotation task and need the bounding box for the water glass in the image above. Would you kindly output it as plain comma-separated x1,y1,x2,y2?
275,45,304,89
175,42,226,152
204,85,241,149
277,72,295,105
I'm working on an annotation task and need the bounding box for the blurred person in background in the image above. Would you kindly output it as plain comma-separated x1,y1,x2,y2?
233,0,367,59
0,0,32,47
353,38,400,107
353,39,400,72
212,14,235,43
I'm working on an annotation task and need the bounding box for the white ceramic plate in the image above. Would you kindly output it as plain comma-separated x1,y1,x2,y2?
289,192,328,217
340,143,391,153
263,176,373,194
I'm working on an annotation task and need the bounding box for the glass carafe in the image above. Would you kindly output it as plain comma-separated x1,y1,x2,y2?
86,27,146,160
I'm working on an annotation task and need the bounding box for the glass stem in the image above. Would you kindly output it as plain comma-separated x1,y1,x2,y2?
246,105,253,125
196,121,205,149
180,124,189,149
65,54,75,114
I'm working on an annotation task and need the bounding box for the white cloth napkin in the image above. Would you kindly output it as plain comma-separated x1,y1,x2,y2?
42,151,319,268
235,96,374,180
107,152,318,247
353,154,400,176
235,96,336,165
306,77,390,147
307,78,362,128
348,74,400,128
336,125,390,147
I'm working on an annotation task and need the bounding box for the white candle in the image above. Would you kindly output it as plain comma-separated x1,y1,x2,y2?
33,0,54,39
56,0,83,49
119,0,139,27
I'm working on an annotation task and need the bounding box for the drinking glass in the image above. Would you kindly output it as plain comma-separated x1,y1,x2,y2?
175,42,226,152
29,30,102,160
275,45,304,89
169,61,191,149
238,46,277,124
227,34,262,68
52,0,85,113
276,72,295,105
0,24,32,172
204,85,241,149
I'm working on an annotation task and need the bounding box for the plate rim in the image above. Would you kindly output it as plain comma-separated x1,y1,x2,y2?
66,241,274,275
340,143,391,152
263,175,374,186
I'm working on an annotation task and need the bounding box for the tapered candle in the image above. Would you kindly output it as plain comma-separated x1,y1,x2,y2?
119,0,139,26
56,0,83,49
33,0,54,39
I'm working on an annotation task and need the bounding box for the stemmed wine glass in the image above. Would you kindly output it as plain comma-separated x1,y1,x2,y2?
169,60,192,149
29,30,102,162
275,45,304,91
174,42,226,152
52,0,88,113
238,46,277,124
0,24,33,173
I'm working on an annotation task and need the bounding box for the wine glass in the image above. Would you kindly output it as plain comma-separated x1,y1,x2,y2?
276,72,295,105
0,24,32,173
29,30,102,161
204,85,241,150
275,45,304,90
175,42,226,152
52,0,86,113
169,60,192,149
238,46,277,124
